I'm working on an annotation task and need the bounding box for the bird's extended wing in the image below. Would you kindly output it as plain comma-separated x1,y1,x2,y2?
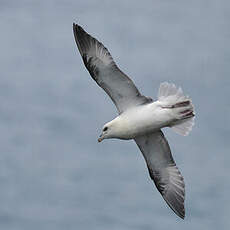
134,131,185,219
73,23,152,114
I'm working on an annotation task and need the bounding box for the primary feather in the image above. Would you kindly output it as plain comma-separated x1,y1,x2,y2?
73,23,152,114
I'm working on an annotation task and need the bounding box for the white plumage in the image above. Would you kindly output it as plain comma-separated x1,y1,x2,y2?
104,82,194,139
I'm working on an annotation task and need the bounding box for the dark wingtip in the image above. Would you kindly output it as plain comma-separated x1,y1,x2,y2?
73,23,85,34
73,22,77,30
73,22,77,35
178,209,185,220
72,23,87,42
72,23,80,35
73,22,79,34
163,197,185,219
72,23,85,56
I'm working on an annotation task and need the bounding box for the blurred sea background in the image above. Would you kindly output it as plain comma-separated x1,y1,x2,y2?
0,0,229,229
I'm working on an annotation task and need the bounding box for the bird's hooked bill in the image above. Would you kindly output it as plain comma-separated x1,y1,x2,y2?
98,135,104,142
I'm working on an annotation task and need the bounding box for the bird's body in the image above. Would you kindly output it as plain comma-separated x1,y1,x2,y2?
104,100,182,140
109,102,170,139
72,23,195,219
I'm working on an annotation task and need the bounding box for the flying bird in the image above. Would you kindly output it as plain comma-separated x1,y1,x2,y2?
73,23,195,219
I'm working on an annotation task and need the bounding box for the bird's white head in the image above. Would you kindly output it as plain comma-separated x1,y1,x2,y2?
98,116,127,142
98,121,114,142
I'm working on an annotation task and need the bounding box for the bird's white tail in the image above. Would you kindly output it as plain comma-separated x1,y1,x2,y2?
158,82,195,136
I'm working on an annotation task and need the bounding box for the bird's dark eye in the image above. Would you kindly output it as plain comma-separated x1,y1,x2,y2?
103,127,108,132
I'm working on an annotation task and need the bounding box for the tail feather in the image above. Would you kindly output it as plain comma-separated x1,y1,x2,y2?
173,100,190,108
158,83,185,103
171,117,195,136
158,82,195,136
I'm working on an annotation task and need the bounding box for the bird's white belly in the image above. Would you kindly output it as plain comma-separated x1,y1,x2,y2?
113,101,173,139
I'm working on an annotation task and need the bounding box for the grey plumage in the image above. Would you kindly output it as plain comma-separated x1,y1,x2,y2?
135,131,185,219
73,23,152,114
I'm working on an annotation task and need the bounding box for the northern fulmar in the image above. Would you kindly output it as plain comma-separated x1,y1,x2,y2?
73,23,195,219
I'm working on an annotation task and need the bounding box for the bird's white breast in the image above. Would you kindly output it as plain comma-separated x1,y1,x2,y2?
111,101,173,139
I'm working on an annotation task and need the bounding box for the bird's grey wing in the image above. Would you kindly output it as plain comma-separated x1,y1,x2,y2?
73,23,152,114
134,131,185,219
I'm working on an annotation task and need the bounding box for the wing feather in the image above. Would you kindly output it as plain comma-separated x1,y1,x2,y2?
135,131,185,219
73,23,152,113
